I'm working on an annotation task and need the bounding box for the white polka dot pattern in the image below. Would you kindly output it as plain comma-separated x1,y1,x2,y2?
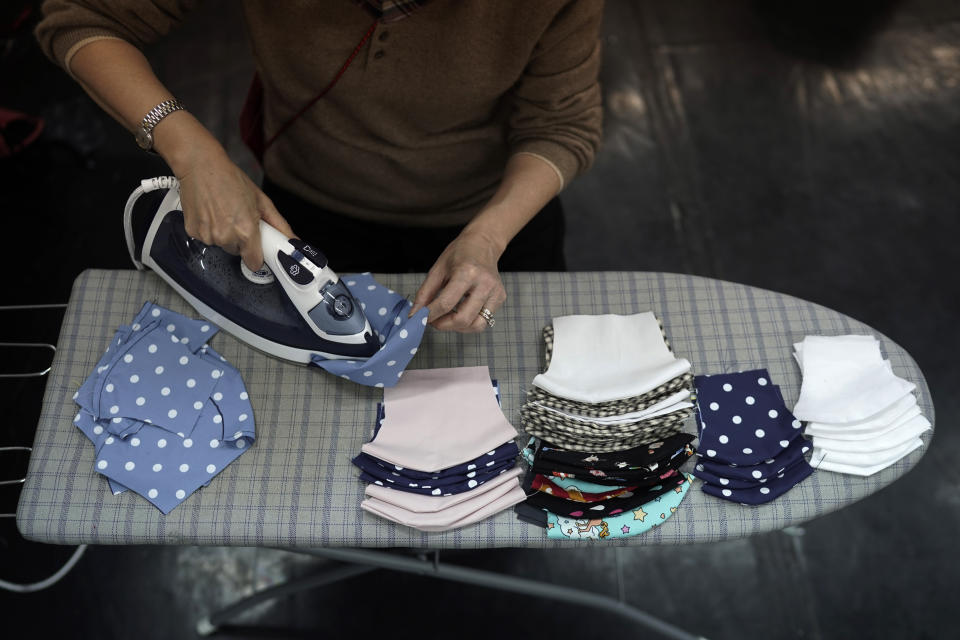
307,273,429,388
692,368,815,504
70,302,254,514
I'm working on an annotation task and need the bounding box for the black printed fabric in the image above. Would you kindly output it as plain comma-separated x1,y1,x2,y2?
515,502,549,528
531,439,696,486
523,471,687,518
536,433,695,470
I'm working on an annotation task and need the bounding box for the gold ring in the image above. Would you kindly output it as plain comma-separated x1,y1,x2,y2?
479,307,495,327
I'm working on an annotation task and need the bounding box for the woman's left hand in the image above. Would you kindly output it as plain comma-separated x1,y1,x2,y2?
409,153,564,331
410,228,506,332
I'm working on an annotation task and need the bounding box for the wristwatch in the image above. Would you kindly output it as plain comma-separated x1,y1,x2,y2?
135,98,185,151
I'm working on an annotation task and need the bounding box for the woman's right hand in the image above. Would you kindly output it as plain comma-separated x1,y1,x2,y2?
172,143,294,271
64,38,295,268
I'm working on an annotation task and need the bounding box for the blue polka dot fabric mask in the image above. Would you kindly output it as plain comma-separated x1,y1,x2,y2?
353,437,518,484
700,458,813,505
309,273,428,388
695,436,811,483
72,302,255,514
93,321,222,437
691,369,814,505
358,458,516,496
694,455,811,489
694,369,807,465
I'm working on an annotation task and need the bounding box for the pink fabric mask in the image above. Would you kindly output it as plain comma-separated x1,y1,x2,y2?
361,480,525,531
363,466,523,513
360,366,518,472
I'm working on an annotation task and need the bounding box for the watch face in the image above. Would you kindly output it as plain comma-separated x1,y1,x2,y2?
135,127,153,150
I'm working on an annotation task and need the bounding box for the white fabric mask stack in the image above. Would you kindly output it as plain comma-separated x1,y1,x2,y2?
792,335,930,476
532,313,691,403
521,312,695,452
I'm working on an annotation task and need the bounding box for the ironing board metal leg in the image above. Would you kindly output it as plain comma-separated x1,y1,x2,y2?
196,562,376,636
283,547,709,640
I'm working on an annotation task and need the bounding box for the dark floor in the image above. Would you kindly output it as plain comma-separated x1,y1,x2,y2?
2,1,958,638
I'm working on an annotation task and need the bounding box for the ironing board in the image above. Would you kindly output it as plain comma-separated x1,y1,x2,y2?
15,270,933,638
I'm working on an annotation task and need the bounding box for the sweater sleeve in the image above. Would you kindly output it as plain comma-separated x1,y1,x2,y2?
507,0,604,190
35,0,201,72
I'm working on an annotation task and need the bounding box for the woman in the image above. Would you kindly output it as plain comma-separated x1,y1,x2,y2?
36,0,603,332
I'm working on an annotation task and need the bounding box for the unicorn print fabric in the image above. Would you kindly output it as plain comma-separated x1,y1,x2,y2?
546,474,693,540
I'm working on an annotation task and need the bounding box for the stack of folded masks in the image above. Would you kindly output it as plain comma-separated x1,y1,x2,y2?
521,312,696,452
71,302,256,514
353,366,525,531
516,434,696,539
792,335,930,476
691,369,813,504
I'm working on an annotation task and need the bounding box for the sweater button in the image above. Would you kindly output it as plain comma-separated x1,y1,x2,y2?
378,31,389,42
374,50,386,59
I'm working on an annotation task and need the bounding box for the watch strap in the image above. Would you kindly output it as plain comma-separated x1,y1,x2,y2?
140,98,185,134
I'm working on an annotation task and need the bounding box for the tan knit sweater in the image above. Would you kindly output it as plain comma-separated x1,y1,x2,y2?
36,0,604,226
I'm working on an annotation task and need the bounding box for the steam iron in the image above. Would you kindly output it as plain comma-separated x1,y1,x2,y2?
123,177,379,363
